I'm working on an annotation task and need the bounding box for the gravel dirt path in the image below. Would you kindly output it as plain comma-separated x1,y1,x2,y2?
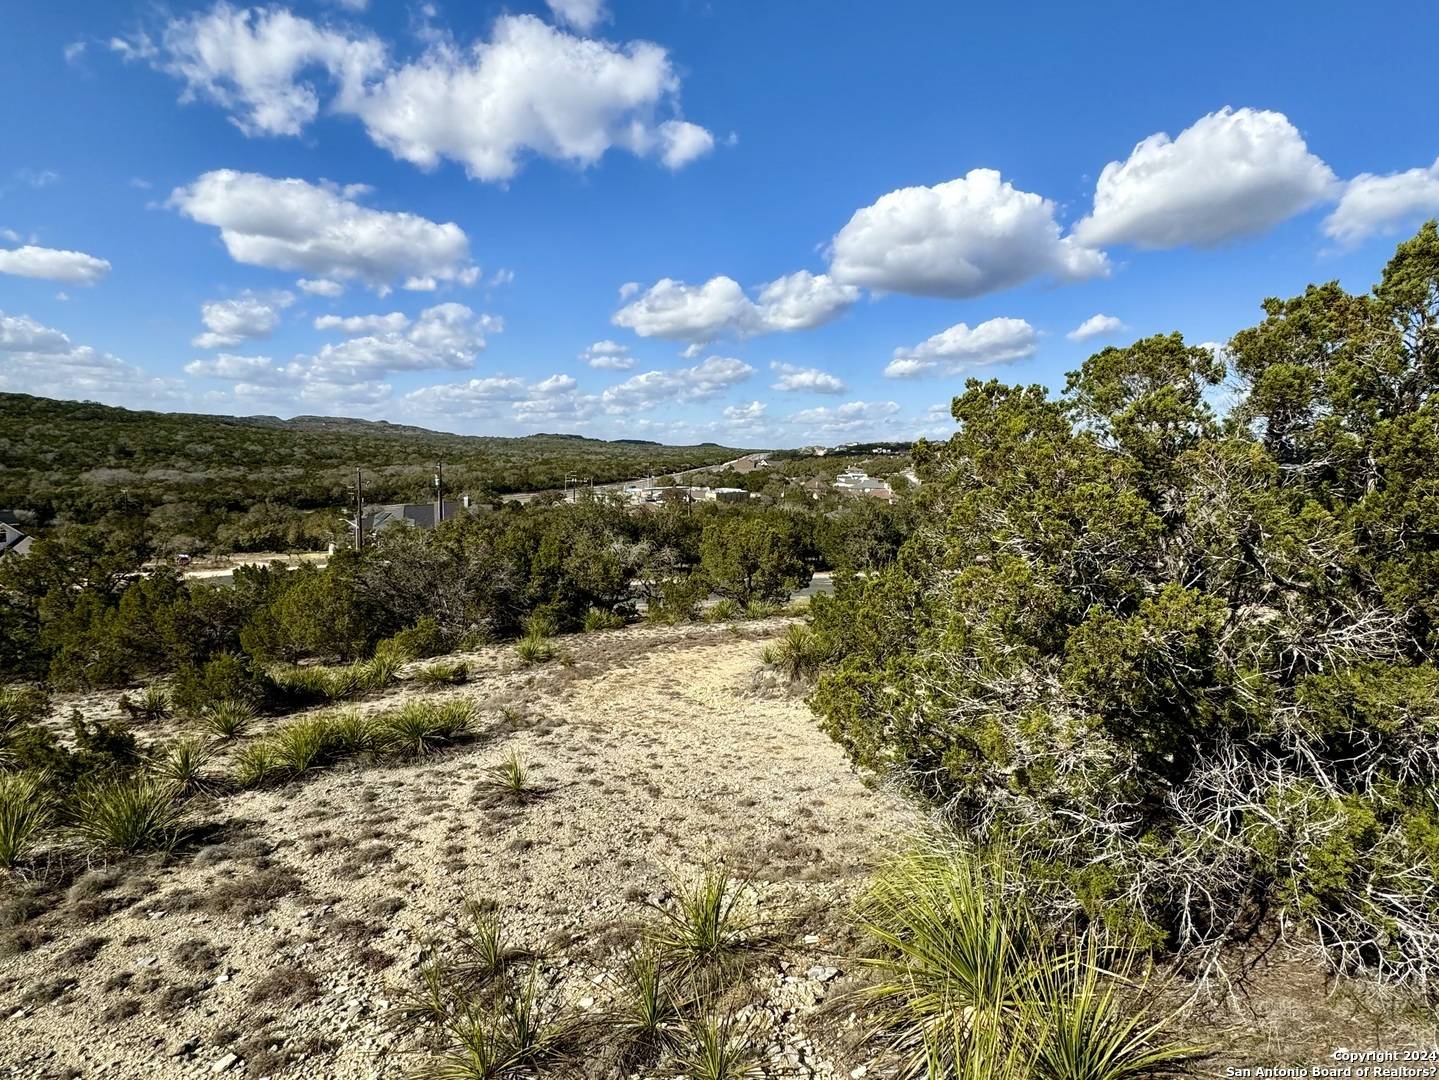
1,618,919,1079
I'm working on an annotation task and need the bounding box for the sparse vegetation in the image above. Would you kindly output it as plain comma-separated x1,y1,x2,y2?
514,633,554,665
476,750,544,806
414,659,470,688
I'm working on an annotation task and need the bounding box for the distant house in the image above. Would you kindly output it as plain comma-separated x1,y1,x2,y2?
363,497,483,534
709,487,751,503
0,523,33,559
833,469,895,502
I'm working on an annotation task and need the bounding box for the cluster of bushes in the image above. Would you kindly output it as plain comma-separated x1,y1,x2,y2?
810,223,1439,987
0,497,851,692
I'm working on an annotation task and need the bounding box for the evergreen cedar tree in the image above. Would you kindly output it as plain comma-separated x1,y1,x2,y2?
809,222,1439,985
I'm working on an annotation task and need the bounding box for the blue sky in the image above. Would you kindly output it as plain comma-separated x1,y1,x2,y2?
3,1,1439,445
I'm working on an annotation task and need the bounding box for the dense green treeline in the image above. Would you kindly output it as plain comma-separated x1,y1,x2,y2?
0,394,747,550
809,223,1439,986
0,495,911,690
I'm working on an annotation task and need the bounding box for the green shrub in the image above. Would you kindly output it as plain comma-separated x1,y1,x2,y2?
477,750,544,806
583,607,626,633
649,865,767,983
378,700,475,757
0,685,50,729
268,715,342,776
414,659,469,688
0,772,53,868
421,968,579,1079
171,653,265,715
69,777,184,854
380,616,450,661
515,633,554,665
704,599,741,623
146,737,214,794
199,699,255,741
645,575,707,625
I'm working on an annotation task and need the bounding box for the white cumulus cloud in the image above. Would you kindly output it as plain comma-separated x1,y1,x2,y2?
770,361,845,394
1067,313,1127,342
169,170,476,290
828,169,1107,299
613,270,858,344
192,290,294,348
297,277,345,297
315,311,410,335
885,317,1039,379
0,245,111,285
1324,157,1439,246
544,0,606,32
1072,107,1337,250
601,356,754,412
786,400,900,437
0,312,179,405
580,340,635,370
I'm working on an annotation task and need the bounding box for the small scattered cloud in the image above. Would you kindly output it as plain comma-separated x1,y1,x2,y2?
192,290,294,348
580,339,635,370
613,270,858,344
886,316,1039,379
770,361,845,394
1066,313,1127,342
1324,157,1439,246
0,244,111,285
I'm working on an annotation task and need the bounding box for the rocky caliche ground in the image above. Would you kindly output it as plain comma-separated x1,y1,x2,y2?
1,619,920,1079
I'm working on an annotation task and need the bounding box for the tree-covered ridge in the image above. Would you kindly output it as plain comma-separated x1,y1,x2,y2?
0,393,748,532
810,222,1439,986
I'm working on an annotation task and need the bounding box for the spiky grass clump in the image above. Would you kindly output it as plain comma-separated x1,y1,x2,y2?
514,633,554,665
476,750,544,806
857,844,1195,1080
420,968,579,1080
379,700,476,757
674,1012,764,1080
598,948,684,1071
121,685,171,722
200,699,255,740
649,865,769,984
0,771,53,868
146,737,215,794
583,607,626,633
0,685,49,728
233,741,280,788
453,899,525,986
415,660,470,688
763,623,825,682
69,777,184,855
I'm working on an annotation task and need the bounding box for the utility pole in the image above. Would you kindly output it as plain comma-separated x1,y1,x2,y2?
434,461,445,524
348,467,365,552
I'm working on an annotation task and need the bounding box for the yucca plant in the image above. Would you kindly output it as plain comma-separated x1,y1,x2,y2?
200,698,255,741
0,771,53,868
765,623,825,682
596,947,684,1070
328,709,381,755
268,715,341,776
122,685,171,722
514,633,554,665
453,899,523,986
857,846,1037,1079
380,700,475,757
582,607,626,633
146,736,216,794
0,685,49,728
421,969,579,1080
233,741,280,788
69,777,184,854
650,865,768,983
477,750,544,806
1022,934,1196,1080
398,952,463,1027
674,1012,763,1080
416,660,470,688
362,652,403,691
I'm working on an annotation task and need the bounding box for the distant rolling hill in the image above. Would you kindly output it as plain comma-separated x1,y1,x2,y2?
0,392,751,526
